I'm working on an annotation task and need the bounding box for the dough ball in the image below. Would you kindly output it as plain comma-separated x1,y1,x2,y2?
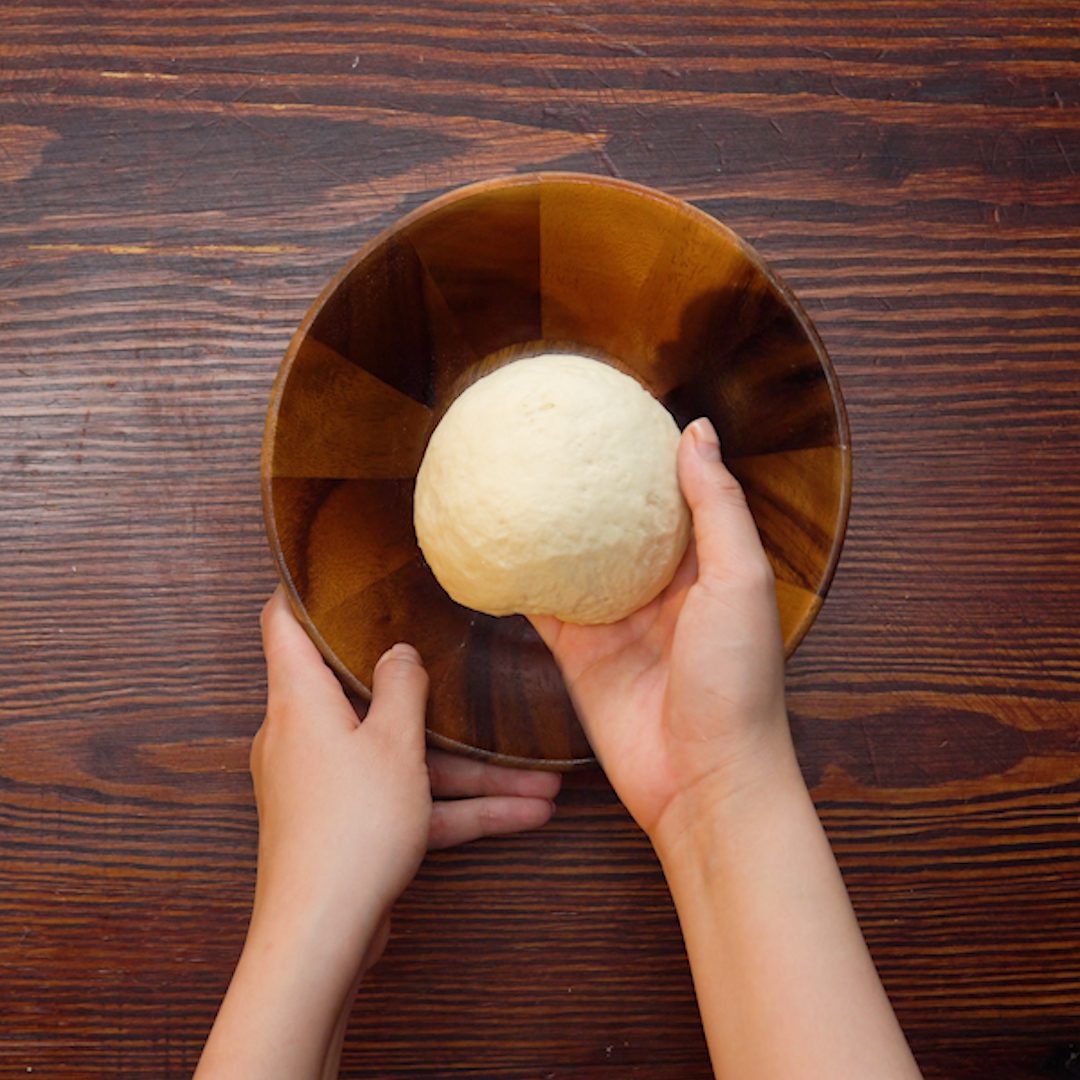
413,353,691,624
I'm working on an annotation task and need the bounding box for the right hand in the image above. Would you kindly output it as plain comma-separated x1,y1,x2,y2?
530,417,793,849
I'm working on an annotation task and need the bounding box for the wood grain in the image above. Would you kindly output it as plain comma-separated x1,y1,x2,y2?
1,1,1079,1076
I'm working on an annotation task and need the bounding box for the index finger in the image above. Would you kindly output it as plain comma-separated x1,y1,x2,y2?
677,419,770,582
427,748,562,800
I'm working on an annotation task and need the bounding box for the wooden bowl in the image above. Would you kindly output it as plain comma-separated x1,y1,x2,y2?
262,173,851,770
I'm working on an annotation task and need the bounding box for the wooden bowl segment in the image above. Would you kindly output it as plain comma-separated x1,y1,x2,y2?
263,173,850,769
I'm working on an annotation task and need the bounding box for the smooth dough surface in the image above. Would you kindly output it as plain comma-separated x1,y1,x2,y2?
413,353,691,624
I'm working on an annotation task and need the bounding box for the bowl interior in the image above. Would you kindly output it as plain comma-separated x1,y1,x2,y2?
263,173,850,769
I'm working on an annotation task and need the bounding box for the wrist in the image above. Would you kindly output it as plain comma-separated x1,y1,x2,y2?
650,717,806,871
196,906,368,1078
247,888,385,988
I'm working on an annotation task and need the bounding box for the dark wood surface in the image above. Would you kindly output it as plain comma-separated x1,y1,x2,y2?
2,2,1078,1076
264,173,849,768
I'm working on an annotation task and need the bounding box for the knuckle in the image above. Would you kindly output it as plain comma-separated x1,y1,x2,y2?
425,754,445,792
748,552,776,587
715,486,750,519
713,464,747,499
249,727,265,770
257,702,288,741
378,659,429,700
698,552,774,597
427,811,448,849
722,555,774,597
393,656,428,682
479,802,500,833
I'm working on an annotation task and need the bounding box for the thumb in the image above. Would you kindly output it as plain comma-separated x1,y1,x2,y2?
676,418,769,580
261,585,346,711
365,643,429,751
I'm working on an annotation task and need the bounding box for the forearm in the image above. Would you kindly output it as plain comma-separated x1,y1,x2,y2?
655,732,921,1080
195,915,369,1080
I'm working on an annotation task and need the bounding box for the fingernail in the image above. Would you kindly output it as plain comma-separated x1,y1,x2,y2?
391,642,420,662
689,417,721,461
375,642,421,673
548,800,558,816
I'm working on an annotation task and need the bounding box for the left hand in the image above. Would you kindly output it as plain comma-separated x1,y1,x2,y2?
196,591,560,1080
251,587,561,974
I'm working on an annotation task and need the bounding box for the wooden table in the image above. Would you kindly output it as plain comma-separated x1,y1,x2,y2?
2,4,1078,1077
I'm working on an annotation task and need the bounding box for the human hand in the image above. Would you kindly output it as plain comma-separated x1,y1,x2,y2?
530,418,791,850
531,423,922,1080
251,587,561,974
196,591,561,1080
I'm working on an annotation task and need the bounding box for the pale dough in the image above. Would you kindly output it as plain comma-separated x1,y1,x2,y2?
413,353,691,624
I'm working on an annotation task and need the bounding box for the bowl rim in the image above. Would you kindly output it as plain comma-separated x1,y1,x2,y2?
261,171,852,768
